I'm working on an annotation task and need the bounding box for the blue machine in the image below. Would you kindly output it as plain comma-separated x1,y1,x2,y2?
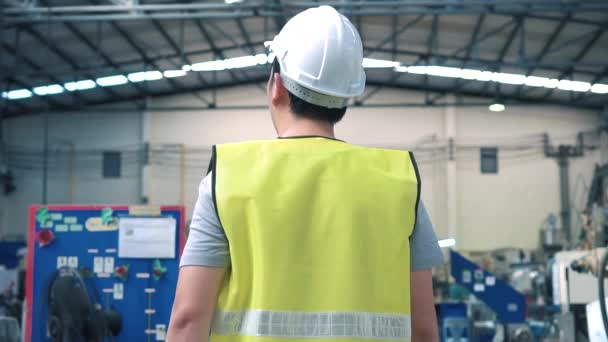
0,241,26,269
450,250,526,324
25,205,185,342
437,303,468,341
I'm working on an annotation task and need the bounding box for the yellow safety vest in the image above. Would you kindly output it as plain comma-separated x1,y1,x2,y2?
209,137,420,342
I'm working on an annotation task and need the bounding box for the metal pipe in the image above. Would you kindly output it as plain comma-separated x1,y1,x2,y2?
2,101,571,116
4,8,606,25
288,0,608,7
179,144,185,206
68,143,74,203
4,9,608,25
2,3,263,13
4,0,606,13
558,149,571,244
3,12,270,24
42,110,48,204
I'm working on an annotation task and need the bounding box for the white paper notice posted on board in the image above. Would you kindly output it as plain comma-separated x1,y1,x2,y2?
118,217,176,259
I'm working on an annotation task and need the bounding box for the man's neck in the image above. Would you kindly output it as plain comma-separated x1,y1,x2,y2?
279,117,335,139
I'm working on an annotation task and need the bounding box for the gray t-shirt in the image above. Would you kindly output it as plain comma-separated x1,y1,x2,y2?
181,173,444,271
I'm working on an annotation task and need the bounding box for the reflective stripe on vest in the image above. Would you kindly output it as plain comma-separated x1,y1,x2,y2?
212,310,411,340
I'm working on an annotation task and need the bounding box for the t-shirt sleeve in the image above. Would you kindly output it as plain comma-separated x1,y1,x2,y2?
410,201,445,271
179,173,230,268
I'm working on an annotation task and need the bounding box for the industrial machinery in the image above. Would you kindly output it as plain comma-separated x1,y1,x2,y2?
435,146,608,341
449,250,537,342
444,246,608,342
47,267,122,342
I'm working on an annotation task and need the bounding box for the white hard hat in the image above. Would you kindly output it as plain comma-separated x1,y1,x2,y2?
265,5,366,109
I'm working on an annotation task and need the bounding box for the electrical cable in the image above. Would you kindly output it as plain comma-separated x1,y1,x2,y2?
599,249,608,340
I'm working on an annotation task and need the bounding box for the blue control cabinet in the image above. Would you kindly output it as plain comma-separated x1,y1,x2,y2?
26,205,185,342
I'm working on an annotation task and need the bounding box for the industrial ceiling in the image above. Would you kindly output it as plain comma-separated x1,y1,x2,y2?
1,0,608,117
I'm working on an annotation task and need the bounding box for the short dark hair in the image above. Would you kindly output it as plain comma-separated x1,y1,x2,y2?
271,59,346,124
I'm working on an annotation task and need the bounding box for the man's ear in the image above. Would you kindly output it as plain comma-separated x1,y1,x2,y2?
270,73,289,107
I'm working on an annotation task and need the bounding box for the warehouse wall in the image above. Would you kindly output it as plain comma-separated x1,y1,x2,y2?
454,107,603,250
1,110,142,238
145,85,604,250
3,84,605,252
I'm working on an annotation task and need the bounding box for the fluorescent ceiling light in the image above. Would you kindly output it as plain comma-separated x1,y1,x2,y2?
492,72,526,85
524,76,549,87
591,83,608,94
163,70,187,78
224,55,258,69
542,78,559,89
267,52,276,64
96,75,128,87
459,69,482,80
191,55,269,72
255,53,268,65
424,66,461,78
128,71,163,82
557,80,591,92
438,238,456,248
489,103,505,112
362,58,400,68
475,71,494,82
33,84,64,96
4,54,605,102
6,89,33,100
64,80,96,91
191,60,225,72
405,66,428,74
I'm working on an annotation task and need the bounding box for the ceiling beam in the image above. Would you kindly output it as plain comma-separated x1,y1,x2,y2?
192,20,242,83
109,20,210,104
35,0,147,98
4,3,608,26
364,14,425,57
236,18,256,55
150,19,212,105
3,40,265,80
20,25,126,102
2,41,79,108
424,14,439,103
358,15,438,104
62,22,148,98
538,28,605,100
432,13,485,103
512,14,569,97
478,17,522,97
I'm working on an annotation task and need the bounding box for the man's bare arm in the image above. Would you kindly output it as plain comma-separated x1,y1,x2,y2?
411,269,439,342
166,266,225,342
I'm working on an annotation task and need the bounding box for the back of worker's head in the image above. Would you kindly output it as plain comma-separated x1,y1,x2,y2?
266,6,365,126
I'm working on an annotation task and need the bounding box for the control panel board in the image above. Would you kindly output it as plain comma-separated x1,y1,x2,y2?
26,205,185,342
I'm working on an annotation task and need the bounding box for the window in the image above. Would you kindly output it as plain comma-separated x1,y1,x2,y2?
102,151,121,178
480,147,498,174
